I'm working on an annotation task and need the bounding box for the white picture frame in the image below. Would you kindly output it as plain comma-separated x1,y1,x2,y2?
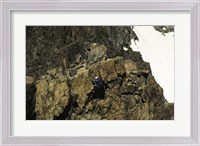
0,0,199,145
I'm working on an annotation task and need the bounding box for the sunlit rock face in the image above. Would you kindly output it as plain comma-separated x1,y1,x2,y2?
26,26,174,120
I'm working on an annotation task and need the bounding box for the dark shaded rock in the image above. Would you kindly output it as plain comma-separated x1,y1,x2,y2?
26,84,36,120
26,26,137,80
154,26,174,36
26,76,36,120
123,50,151,72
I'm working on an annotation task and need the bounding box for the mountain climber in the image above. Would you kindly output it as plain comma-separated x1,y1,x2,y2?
92,76,105,99
84,77,106,108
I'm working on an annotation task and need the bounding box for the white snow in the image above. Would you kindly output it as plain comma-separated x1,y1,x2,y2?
131,26,174,103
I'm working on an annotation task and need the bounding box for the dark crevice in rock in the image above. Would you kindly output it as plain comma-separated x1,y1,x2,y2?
26,84,36,120
121,92,135,95
54,96,78,120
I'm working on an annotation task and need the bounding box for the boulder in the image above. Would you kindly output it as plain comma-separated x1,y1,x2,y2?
26,76,35,84
99,59,118,82
124,60,137,74
71,73,93,108
114,57,126,76
77,67,89,75
87,43,107,63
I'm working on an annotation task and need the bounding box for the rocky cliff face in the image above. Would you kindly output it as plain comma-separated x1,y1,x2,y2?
26,26,174,120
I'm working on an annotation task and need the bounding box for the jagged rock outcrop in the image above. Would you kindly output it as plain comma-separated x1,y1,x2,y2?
153,26,174,35
26,26,174,120
35,68,70,119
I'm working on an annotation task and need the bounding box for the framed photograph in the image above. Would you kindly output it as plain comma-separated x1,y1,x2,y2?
0,0,199,145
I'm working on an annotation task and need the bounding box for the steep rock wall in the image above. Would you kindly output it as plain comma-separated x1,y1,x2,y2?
26,26,174,120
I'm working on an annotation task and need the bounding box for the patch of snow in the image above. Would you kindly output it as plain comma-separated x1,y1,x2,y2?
163,27,167,31
131,26,174,103
123,47,128,51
